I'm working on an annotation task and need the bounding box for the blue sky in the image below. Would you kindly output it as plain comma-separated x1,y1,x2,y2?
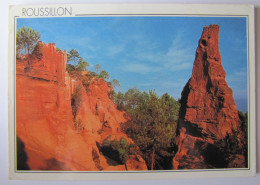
17,16,248,112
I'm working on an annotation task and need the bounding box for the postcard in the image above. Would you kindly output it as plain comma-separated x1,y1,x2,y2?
8,4,256,180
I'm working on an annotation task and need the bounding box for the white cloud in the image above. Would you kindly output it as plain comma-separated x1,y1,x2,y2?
163,33,194,71
132,32,194,73
118,32,195,75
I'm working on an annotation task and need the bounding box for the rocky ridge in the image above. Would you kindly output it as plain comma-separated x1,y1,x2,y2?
16,42,147,171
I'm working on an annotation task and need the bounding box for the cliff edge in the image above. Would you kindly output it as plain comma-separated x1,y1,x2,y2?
16,42,147,171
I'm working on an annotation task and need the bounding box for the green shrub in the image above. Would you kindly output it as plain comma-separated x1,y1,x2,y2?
56,47,61,52
89,72,98,77
107,82,112,87
111,140,120,151
118,148,128,164
31,42,43,61
101,136,130,167
120,137,128,150
76,58,89,71
66,64,75,72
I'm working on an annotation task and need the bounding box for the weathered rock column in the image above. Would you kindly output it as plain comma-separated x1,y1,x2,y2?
173,25,245,169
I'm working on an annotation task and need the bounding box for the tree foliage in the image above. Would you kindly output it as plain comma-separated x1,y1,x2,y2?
238,111,248,135
94,64,101,74
102,136,130,170
238,110,248,166
56,47,61,52
67,49,80,65
211,111,248,168
99,70,110,79
114,87,142,111
116,88,180,170
113,91,125,111
77,57,90,71
111,79,120,88
16,26,41,62
66,64,76,72
30,42,43,61
66,49,89,77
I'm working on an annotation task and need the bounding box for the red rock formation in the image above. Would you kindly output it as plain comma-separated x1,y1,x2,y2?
16,42,147,171
172,25,246,169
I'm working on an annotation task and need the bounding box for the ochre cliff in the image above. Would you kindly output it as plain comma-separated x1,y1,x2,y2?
16,42,147,171
172,25,246,169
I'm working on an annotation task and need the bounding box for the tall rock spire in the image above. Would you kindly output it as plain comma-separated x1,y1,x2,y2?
173,25,246,169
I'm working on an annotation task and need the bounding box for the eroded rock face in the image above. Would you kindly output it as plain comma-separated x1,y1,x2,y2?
172,25,246,169
16,42,147,171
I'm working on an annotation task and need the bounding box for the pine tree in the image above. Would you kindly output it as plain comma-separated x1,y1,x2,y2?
99,70,110,79
111,79,120,88
120,89,180,170
76,57,89,71
94,64,101,74
67,49,80,65
16,26,41,64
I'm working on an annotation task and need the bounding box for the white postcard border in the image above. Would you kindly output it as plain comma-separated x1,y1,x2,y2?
8,3,256,180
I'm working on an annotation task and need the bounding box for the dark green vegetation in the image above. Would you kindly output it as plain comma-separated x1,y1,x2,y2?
16,26,41,55
16,26,41,64
114,88,180,170
222,111,248,167
67,49,80,65
99,70,110,80
101,136,137,170
67,49,90,71
238,111,248,140
199,111,248,168
94,64,101,74
66,49,90,74
66,49,112,82
111,79,120,88
239,111,248,167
